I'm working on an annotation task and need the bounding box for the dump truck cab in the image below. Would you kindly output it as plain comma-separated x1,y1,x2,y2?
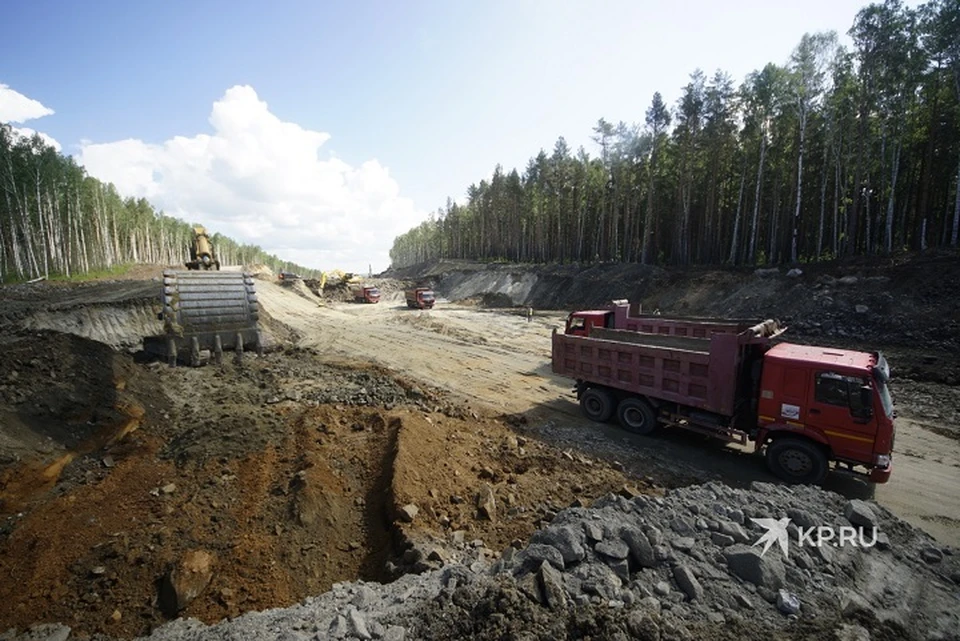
565,310,613,336
349,284,381,303
756,344,895,483
405,288,435,309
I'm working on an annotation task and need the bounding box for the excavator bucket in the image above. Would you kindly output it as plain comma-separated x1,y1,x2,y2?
143,270,262,366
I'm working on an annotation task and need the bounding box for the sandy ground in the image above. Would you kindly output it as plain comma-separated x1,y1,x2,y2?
256,283,960,546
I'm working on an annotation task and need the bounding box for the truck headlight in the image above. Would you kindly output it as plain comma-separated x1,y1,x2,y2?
875,454,891,468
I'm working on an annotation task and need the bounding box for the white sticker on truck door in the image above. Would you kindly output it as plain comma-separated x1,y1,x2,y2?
781,404,800,420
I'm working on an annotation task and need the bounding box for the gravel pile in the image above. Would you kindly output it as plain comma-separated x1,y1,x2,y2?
10,481,949,641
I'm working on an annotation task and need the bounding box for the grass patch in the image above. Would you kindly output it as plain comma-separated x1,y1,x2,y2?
1,264,137,284
50,264,136,282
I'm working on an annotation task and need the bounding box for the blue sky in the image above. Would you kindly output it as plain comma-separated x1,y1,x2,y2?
0,0,912,272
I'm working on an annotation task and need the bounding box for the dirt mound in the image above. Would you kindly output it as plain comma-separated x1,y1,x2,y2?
282,278,320,302
0,332,639,638
389,411,645,571
0,331,168,494
126,482,959,641
247,264,275,280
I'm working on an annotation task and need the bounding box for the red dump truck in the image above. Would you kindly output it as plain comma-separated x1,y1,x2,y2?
349,283,381,304
552,319,895,485
565,300,757,338
405,287,435,309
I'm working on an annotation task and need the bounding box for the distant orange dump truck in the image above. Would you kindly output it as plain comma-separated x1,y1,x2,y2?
552,315,895,485
405,287,435,309
349,284,381,304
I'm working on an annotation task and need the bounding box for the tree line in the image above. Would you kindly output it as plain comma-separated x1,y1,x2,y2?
390,0,960,269
0,124,317,282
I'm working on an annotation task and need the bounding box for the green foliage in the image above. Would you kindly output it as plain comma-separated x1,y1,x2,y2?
0,125,316,281
390,0,960,269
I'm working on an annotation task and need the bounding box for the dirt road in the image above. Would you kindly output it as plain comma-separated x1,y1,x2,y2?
257,282,960,546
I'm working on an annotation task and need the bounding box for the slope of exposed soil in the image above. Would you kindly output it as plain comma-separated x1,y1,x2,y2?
0,252,958,640
388,251,960,382
0,331,637,638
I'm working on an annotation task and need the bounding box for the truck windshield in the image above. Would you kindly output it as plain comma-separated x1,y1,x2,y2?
422,293,435,301
369,288,380,295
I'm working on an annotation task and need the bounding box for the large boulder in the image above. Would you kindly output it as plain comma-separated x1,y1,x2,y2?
723,545,785,590
159,550,216,615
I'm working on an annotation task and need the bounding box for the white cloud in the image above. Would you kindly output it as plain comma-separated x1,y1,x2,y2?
78,85,423,273
0,83,55,123
9,126,61,151
1,84,61,151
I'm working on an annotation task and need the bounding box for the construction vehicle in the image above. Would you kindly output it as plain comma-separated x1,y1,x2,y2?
320,270,361,291
143,270,261,366
278,271,302,283
349,283,381,304
405,287,435,309
552,316,895,485
185,226,220,271
565,299,756,338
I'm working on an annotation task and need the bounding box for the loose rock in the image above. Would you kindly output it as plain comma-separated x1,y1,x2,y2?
159,550,215,615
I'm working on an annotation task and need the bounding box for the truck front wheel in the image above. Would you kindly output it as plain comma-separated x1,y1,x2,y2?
766,437,828,485
580,387,614,423
617,398,657,435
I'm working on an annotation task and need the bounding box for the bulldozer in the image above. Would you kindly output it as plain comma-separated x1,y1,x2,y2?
185,226,220,271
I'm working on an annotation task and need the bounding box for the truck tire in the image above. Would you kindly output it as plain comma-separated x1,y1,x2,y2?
766,437,828,485
580,387,615,423
616,398,657,435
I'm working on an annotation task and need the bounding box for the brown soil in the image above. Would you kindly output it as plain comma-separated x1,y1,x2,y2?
1,253,958,639
0,332,636,638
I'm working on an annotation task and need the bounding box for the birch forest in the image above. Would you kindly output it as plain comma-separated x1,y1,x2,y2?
390,0,960,268
0,125,315,282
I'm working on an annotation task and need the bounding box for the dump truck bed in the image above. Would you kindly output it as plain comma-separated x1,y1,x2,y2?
610,304,759,338
552,328,750,416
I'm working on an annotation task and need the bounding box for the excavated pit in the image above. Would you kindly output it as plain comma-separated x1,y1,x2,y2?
0,334,413,636
0,330,636,638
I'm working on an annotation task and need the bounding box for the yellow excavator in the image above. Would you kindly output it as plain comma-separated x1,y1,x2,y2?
319,269,361,290
185,226,220,271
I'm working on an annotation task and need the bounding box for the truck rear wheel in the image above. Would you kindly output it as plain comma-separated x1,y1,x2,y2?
580,387,614,423
766,437,828,485
617,398,657,435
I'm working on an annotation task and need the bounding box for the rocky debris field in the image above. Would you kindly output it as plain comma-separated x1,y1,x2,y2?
38,481,955,641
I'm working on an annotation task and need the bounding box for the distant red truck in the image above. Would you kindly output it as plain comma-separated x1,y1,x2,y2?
349,283,381,304
405,287,435,309
552,315,895,485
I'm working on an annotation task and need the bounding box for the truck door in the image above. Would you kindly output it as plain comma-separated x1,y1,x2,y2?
809,371,877,459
